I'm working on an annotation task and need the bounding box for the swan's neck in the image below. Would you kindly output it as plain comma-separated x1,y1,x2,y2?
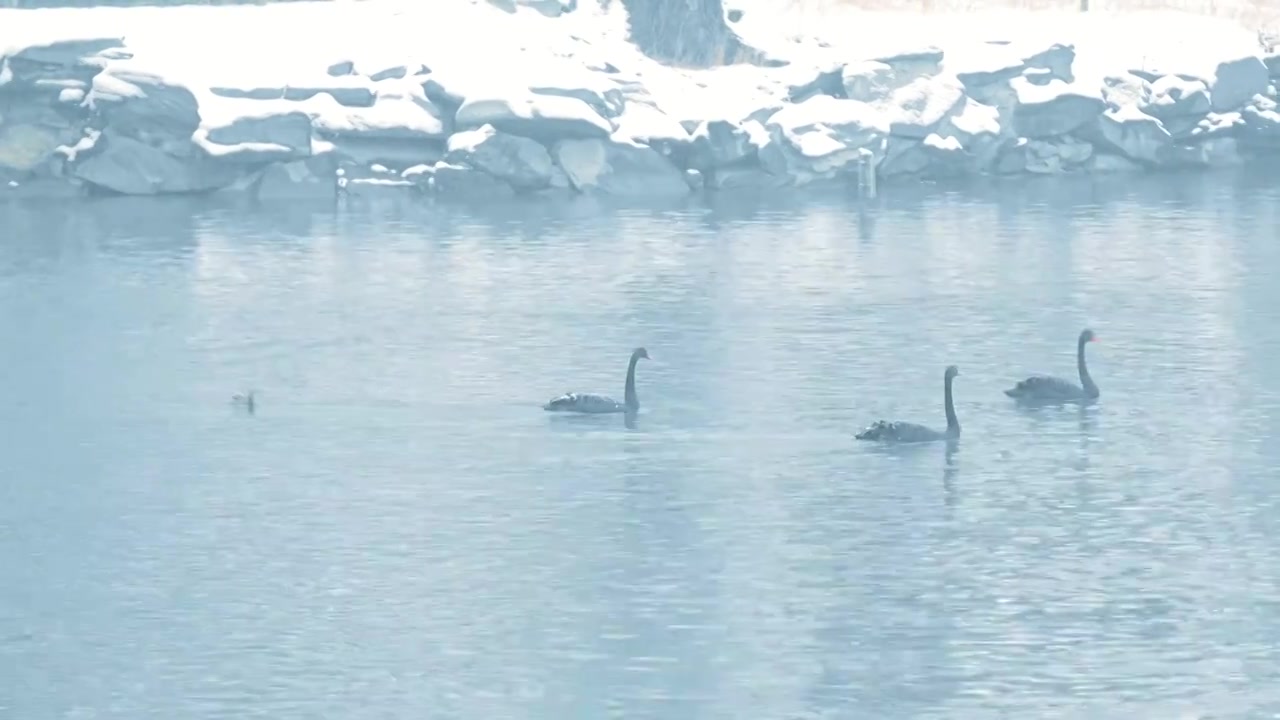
624,355,640,409
1077,339,1098,396
944,374,959,434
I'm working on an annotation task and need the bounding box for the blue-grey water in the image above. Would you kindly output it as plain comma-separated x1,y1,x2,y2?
3,170,1280,720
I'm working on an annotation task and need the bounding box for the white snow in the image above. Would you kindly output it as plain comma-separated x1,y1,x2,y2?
0,0,1276,195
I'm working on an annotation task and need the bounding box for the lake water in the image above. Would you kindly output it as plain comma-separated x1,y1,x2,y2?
3,169,1280,720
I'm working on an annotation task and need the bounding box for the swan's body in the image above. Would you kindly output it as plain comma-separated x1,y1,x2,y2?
1005,329,1098,403
856,365,960,444
544,347,649,414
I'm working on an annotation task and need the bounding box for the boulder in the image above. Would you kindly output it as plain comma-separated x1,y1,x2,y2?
210,76,376,108
1010,76,1105,137
1240,94,1280,149
1023,43,1075,83
1210,56,1269,112
552,136,689,197
1143,75,1212,121
307,93,448,141
759,95,889,184
71,133,245,194
1156,136,1241,167
203,108,314,156
431,161,516,200
1024,136,1093,174
612,102,692,162
1101,73,1153,110
0,123,65,172
2,38,124,95
1090,104,1170,165
687,118,756,171
935,96,1002,169
444,123,555,191
255,154,338,199
706,166,790,191
871,47,944,84
788,62,846,102
87,68,200,146
456,92,612,143
883,75,965,138
842,61,897,103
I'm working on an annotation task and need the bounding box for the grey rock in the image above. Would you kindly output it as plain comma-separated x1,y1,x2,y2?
1023,43,1075,83
255,154,338,199
456,93,612,143
326,60,356,77
71,133,244,194
687,118,756,171
1024,136,1093,173
1211,56,1269,112
89,68,201,144
206,111,313,155
1090,106,1170,164
1010,76,1105,137
553,137,688,197
444,124,555,191
1143,75,1212,120
432,161,516,200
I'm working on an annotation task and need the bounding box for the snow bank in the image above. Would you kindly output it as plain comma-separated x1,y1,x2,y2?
1,0,1277,202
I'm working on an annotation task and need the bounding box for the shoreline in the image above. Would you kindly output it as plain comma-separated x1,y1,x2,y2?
1,1,1278,205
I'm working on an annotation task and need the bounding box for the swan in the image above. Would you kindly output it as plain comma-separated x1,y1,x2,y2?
1004,328,1099,403
544,347,650,414
856,365,961,443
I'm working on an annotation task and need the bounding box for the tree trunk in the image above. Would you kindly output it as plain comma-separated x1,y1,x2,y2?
605,0,766,69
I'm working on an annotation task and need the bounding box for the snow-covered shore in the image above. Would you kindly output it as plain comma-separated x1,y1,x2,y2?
0,0,1277,203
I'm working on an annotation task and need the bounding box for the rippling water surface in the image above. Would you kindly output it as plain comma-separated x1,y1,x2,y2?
3,170,1280,719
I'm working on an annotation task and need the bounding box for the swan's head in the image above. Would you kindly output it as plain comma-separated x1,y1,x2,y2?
1080,328,1097,344
945,365,960,380
633,347,650,361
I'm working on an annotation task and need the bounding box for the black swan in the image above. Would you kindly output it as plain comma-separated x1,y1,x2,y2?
1004,328,1099,403
856,365,960,443
544,347,649,414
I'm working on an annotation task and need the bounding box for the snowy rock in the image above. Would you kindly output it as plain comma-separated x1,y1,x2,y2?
934,96,1002,168
1090,104,1170,164
687,118,756,171
528,68,626,119
788,62,846,102
1023,43,1076,83
1011,77,1105,137
3,38,123,95
1156,136,1241,167
553,136,689,197
883,75,965,138
444,123,555,191
88,68,201,146
308,93,448,141
1210,56,1269,112
1101,73,1152,109
759,95,888,184
203,108,314,157
706,166,789,190
871,47,944,84
456,92,612,143
1265,54,1280,79
71,133,245,194
1240,94,1280,149
842,61,897,103
255,154,337,199
1024,136,1093,173
612,102,691,161
1143,75,1212,120
211,76,377,108
431,161,516,200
